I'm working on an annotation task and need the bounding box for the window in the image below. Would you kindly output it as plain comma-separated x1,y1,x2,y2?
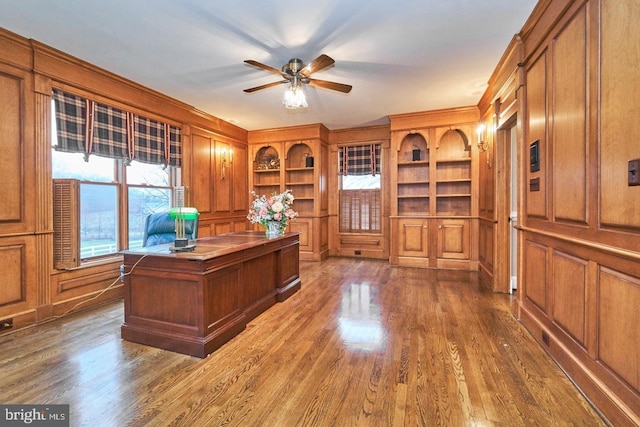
51,151,174,259
338,144,382,233
51,92,180,262
126,161,173,249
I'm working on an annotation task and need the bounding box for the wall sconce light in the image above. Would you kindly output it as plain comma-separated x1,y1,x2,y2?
476,124,489,152
218,147,232,180
221,148,227,180
476,123,492,168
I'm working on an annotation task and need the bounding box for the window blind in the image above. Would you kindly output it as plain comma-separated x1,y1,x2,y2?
339,189,381,233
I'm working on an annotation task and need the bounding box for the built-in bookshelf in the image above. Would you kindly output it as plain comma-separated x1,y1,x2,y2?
390,120,475,270
435,128,471,216
397,133,430,216
285,142,314,216
248,125,329,262
253,145,281,196
435,157,471,216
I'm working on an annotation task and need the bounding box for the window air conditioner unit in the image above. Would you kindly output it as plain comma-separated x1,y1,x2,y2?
53,178,81,269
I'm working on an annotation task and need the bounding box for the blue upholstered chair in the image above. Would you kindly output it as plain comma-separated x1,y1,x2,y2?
142,212,198,247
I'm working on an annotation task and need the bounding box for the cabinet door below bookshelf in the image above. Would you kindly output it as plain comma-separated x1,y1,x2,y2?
437,218,469,260
397,218,429,258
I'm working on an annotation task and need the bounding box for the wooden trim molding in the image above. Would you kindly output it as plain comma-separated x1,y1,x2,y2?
518,225,640,263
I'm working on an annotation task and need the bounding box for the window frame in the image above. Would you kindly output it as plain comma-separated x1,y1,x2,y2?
51,148,179,264
124,164,176,251
337,143,383,235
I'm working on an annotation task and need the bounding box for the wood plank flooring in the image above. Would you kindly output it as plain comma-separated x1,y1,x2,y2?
0,258,607,426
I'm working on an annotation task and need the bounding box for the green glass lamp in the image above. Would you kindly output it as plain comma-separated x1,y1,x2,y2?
168,206,199,252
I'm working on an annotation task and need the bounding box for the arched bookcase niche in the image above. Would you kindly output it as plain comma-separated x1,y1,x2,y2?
398,132,429,161
253,145,281,196
397,132,430,215
435,129,471,216
255,145,281,170
437,128,470,156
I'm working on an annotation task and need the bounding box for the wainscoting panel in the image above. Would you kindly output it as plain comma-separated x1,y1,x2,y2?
552,250,587,346
598,266,640,394
478,220,494,272
0,244,25,306
524,240,547,312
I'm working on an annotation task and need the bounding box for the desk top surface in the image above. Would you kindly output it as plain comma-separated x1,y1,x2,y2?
121,231,299,260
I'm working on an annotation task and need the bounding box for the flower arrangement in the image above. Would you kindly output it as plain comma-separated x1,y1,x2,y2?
247,190,298,235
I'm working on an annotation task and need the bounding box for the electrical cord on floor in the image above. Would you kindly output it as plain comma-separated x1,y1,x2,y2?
53,253,151,320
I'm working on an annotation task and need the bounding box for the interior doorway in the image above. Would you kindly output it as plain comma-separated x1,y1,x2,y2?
509,125,518,293
494,115,518,294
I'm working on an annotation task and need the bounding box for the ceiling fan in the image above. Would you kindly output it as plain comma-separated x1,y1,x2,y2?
243,54,352,94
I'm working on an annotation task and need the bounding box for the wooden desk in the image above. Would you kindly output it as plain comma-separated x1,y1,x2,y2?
120,231,301,357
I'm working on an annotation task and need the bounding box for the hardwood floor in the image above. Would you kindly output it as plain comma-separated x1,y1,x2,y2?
0,258,607,426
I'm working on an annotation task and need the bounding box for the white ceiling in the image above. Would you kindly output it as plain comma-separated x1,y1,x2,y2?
0,0,538,131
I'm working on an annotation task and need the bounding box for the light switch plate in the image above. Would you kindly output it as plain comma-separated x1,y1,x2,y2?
629,159,640,186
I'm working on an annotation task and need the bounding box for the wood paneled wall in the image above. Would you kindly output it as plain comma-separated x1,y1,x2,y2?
2,1,640,422
186,126,248,237
477,0,640,424
0,28,248,333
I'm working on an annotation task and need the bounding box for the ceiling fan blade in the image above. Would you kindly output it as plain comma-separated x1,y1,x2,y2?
243,80,288,93
244,60,288,77
307,78,352,93
300,54,335,77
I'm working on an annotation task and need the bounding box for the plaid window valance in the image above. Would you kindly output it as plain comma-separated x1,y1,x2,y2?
91,102,130,160
168,126,182,167
52,90,88,154
133,115,164,165
339,144,381,176
52,89,181,167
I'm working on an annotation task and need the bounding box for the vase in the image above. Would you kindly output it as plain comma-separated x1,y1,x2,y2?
265,221,283,237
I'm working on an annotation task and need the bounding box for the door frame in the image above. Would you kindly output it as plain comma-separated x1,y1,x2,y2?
493,114,518,293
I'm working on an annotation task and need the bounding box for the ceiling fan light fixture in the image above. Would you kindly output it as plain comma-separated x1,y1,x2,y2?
245,54,350,103
282,83,307,109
